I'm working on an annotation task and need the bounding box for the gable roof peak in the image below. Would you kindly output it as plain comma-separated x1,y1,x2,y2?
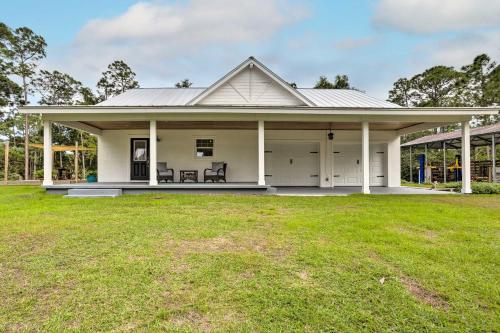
188,56,315,106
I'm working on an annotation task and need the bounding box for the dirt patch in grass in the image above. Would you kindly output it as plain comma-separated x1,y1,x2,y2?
368,251,450,310
169,310,212,332
399,276,450,310
163,233,290,260
1,233,55,258
296,270,309,281
394,226,439,241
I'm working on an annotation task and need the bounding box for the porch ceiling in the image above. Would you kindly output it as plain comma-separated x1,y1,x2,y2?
79,121,423,131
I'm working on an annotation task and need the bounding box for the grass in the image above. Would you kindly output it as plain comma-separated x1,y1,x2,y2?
0,186,499,332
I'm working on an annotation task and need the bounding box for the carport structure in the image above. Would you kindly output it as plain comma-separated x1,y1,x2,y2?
402,123,500,183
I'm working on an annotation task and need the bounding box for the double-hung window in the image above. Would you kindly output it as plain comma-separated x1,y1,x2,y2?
195,138,214,158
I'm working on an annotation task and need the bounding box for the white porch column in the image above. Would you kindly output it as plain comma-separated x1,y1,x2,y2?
442,142,447,183
258,120,265,185
461,121,471,194
361,121,370,194
492,134,496,183
43,120,53,186
149,120,158,186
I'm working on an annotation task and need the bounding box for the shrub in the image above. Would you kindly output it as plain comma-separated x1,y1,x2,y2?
471,182,500,194
87,170,97,177
443,182,500,194
442,182,462,191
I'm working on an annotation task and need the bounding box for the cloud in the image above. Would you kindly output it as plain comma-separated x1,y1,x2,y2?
47,0,309,87
426,30,500,67
334,37,377,50
373,0,500,33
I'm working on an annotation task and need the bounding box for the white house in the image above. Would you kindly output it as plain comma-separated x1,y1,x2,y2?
22,57,499,194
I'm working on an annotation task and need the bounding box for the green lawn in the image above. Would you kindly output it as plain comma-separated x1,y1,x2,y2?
0,186,499,332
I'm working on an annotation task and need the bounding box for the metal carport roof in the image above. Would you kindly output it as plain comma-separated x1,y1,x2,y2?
401,123,500,149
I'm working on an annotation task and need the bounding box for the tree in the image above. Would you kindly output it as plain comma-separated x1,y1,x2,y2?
78,87,99,105
332,75,350,89
0,23,46,179
314,76,334,89
410,66,462,107
97,60,139,99
0,74,22,142
314,75,351,89
0,69,21,107
484,64,500,106
175,79,193,88
460,54,496,107
388,78,414,107
481,64,500,124
33,70,83,105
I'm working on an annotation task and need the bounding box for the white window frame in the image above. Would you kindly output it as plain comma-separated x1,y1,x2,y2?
194,136,216,159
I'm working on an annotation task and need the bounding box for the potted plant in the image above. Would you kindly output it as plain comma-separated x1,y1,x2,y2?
86,170,97,183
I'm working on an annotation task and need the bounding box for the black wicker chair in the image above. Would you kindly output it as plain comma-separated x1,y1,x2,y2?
204,162,227,182
157,162,174,183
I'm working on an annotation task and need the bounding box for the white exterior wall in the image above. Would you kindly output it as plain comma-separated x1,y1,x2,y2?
387,135,401,187
97,129,401,186
98,129,258,183
199,67,302,106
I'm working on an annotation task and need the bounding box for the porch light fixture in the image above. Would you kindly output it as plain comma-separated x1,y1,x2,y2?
328,123,335,140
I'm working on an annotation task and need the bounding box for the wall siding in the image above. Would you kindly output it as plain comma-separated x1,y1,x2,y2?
97,129,401,187
199,67,303,106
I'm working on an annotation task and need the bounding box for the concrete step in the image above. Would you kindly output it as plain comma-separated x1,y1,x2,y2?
65,188,122,198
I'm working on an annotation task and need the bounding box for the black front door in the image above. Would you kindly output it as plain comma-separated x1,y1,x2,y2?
130,138,150,180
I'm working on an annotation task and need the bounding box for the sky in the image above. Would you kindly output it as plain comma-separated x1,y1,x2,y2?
2,0,500,99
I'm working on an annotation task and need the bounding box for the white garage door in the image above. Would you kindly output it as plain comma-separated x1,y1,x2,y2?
333,145,386,186
265,142,320,186
370,149,386,186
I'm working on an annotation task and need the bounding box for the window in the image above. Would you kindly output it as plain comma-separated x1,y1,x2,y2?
133,140,148,161
195,138,214,158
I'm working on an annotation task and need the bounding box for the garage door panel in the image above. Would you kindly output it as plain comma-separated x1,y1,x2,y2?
333,145,386,186
265,142,319,186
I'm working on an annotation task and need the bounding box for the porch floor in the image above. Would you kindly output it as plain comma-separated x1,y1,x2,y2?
43,182,455,195
44,182,268,195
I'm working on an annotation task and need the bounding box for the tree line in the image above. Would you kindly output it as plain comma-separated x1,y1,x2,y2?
0,23,190,181
389,54,499,125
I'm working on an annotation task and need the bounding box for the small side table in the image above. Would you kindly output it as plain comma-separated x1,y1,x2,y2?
180,170,198,183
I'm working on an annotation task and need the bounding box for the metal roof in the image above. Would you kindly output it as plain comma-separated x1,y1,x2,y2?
97,87,400,108
297,89,400,108
401,123,500,148
97,88,205,106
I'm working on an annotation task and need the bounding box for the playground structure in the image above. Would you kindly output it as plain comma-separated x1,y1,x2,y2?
402,123,500,184
2,141,95,184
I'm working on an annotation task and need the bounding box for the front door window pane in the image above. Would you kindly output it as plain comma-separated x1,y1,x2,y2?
134,140,147,161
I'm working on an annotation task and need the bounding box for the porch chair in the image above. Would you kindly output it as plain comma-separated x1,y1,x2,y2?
157,162,174,183
204,162,227,182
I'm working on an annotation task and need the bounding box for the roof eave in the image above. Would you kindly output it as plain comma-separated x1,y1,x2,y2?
20,105,500,116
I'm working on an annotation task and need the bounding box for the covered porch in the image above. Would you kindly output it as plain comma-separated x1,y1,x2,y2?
36,111,479,194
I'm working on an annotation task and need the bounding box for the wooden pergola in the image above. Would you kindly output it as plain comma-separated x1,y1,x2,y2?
2,141,95,184
402,123,500,183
